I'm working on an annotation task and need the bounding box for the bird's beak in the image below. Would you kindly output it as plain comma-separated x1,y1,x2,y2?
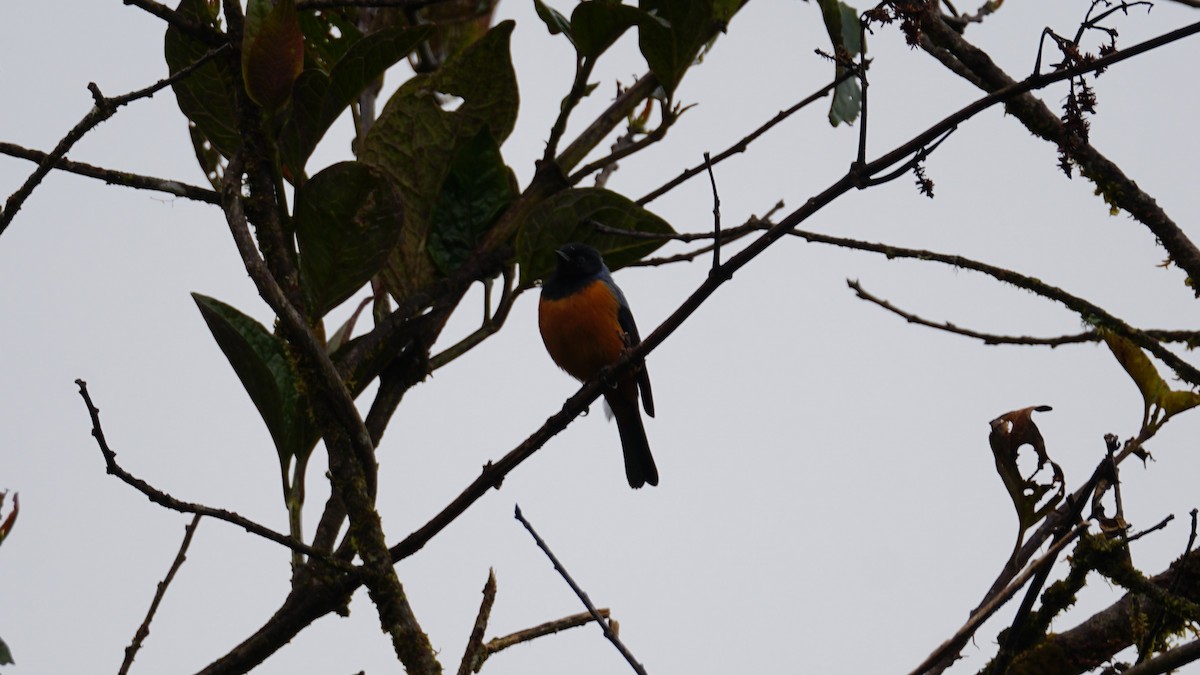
555,248,570,261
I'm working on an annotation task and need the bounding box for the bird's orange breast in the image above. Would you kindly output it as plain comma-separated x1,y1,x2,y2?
539,280,626,382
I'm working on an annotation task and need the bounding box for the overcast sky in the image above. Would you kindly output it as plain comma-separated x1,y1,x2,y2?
4,1,1200,674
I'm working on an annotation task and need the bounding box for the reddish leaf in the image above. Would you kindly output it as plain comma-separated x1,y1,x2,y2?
242,0,304,111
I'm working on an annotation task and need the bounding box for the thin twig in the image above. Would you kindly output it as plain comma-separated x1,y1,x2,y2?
123,0,225,45
704,152,721,269
0,43,231,236
789,230,1200,386
0,142,220,205
638,72,852,206
481,609,612,664
906,523,1088,675
74,380,338,563
120,514,202,675
1126,514,1175,544
456,569,497,675
1122,640,1200,675
514,505,648,675
1137,507,1200,661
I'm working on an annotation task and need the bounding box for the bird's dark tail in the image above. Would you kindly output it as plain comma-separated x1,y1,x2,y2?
606,388,659,488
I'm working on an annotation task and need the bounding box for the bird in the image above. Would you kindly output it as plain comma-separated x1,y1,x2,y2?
538,242,658,488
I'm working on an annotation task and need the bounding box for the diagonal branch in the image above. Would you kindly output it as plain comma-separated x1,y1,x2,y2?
74,379,338,564
514,505,648,675
0,43,231,237
0,142,220,205
123,0,226,45
120,514,203,675
920,9,1200,295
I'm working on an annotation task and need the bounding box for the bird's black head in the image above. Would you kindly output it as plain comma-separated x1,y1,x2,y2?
542,242,607,298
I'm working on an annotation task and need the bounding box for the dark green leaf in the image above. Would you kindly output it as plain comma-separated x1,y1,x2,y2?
829,75,861,127
295,162,404,317
280,26,433,178
243,0,305,111
571,1,646,59
0,634,12,665
534,0,574,43
817,0,863,126
165,0,241,157
516,187,674,285
637,0,714,97
299,9,363,72
192,294,318,466
361,21,519,301
428,128,518,274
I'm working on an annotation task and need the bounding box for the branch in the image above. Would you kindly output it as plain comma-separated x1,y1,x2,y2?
906,523,1088,675
921,10,1200,294
637,72,853,206
786,229,1200,386
218,158,440,673
0,43,231,237
120,514,203,675
479,609,612,667
0,142,220,205
555,74,660,173
74,379,336,563
123,0,226,45
514,505,648,675
1123,640,1200,675
456,569,496,675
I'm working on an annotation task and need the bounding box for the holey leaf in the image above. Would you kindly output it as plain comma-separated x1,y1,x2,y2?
1102,330,1200,426
243,0,304,111
279,26,432,180
360,21,518,302
192,294,319,473
294,161,404,318
988,406,1063,539
516,187,674,286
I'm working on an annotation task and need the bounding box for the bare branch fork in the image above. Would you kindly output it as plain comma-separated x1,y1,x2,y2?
0,43,232,236
74,379,343,566
514,505,649,675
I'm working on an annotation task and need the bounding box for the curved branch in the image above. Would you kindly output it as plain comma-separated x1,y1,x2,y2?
920,10,1200,295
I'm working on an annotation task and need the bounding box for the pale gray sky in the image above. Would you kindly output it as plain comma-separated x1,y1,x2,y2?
3,1,1200,673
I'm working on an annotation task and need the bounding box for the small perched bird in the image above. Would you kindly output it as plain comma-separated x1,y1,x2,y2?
538,243,658,488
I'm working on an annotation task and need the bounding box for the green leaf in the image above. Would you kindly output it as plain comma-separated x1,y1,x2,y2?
295,162,404,318
243,0,305,111
280,26,434,179
817,0,863,126
428,129,518,274
360,21,519,301
298,9,363,72
534,0,574,44
192,294,319,467
516,187,674,285
165,0,241,157
637,0,714,97
571,1,646,60
0,634,12,665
